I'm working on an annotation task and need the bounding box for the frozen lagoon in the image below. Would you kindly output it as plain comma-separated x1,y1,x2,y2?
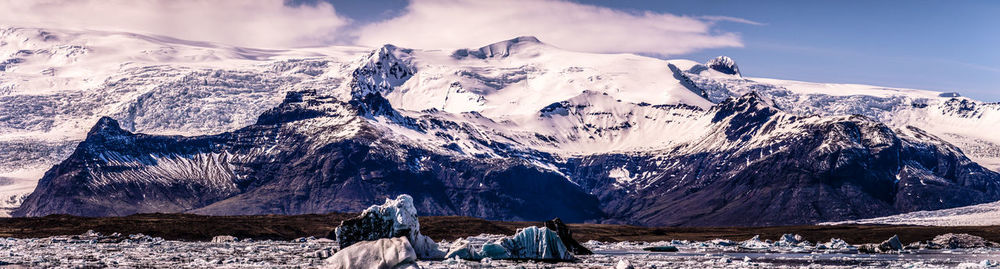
1,232,999,268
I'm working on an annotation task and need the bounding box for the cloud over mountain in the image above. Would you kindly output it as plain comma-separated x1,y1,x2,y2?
0,0,349,48
352,0,747,56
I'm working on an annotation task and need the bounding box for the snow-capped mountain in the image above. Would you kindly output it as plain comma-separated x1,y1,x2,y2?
6,27,1000,225
15,91,605,221
0,26,371,216
678,66,1000,170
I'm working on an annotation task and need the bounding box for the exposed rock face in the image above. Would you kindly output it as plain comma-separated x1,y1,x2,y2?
324,237,419,269
707,56,740,76
543,218,592,255
334,195,444,259
14,91,605,223
10,35,1000,227
566,94,1000,226
16,91,1000,227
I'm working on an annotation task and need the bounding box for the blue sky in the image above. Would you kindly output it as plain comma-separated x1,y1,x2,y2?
316,0,1000,101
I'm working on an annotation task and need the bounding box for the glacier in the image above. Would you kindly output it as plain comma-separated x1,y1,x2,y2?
4,25,1000,224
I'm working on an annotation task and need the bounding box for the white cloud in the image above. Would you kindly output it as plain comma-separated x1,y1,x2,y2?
0,0,349,48
353,0,748,56
0,0,752,56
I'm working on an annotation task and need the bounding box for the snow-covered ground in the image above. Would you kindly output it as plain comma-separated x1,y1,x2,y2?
824,200,1000,226
4,24,1000,219
0,26,370,215
2,231,998,268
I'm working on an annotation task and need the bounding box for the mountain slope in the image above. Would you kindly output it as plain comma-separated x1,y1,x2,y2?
677,64,1000,171
8,29,1000,225
17,90,1000,226
14,91,605,222
567,94,1000,226
0,26,371,215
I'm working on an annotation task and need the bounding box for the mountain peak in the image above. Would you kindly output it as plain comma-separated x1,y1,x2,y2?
453,36,545,59
707,56,740,76
711,91,779,123
254,90,344,125
86,116,127,137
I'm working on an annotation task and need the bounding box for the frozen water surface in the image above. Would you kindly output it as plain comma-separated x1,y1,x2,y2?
1,232,998,268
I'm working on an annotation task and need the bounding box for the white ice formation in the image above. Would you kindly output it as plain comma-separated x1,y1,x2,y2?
324,237,419,269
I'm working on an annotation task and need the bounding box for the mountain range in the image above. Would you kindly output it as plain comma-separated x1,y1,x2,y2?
3,26,1000,225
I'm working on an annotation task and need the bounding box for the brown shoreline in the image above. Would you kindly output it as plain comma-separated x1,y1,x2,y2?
2,213,999,245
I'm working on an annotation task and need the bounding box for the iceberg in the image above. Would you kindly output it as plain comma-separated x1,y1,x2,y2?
324,237,419,269
616,258,635,269
334,194,445,259
860,235,903,253
739,235,770,250
445,227,575,261
211,235,237,243
817,238,856,252
932,233,999,249
543,217,592,255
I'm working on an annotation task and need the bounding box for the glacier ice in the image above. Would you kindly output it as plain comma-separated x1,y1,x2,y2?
334,194,445,259
740,235,771,250
324,237,419,269
211,235,237,243
446,226,575,261
615,258,635,269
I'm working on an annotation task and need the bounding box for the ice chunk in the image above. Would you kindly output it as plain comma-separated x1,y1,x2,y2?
444,238,477,260
543,217,592,255
494,226,575,261
446,227,575,261
817,238,855,251
211,235,237,243
740,235,770,250
324,237,418,269
479,241,511,260
932,233,999,249
779,234,802,245
860,235,903,253
616,258,635,269
334,194,445,259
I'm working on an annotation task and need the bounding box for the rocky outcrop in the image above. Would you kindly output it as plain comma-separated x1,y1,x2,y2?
707,56,740,76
